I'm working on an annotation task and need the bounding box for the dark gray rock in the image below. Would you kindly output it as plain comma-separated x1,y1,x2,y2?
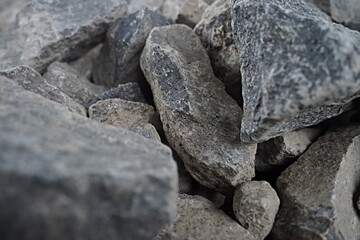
129,123,161,142
154,194,255,240
0,0,127,73
273,125,360,240
177,0,210,28
232,0,360,142
0,76,178,240
357,195,360,212
92,8,172,88
141,24,256,192
0,0,28,31
0,66,86,115
195,0,241,104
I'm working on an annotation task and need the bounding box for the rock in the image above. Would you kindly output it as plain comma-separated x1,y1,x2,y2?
141,24,256,192
255,128,322,171
44,62,105,106
177,0,210,28
305,0,331,14
0,66,86,115
162,0,215,22
0,0,28,31
195,0,241,104
0,0,127,73
126,0,164,13
129,123,161,142
273,125,360,240
232,0,360,142
92,8,172,88
88,98,160,130
330,0,360,31
233,181,280,240
357,195,360,212
172,153,196,194
0,76,178,240
154,194,254,240
161,0,182,21
191,184,226,208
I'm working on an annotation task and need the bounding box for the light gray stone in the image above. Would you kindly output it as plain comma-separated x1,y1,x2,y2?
92,8,172,88
331,0,360,30
233,181,280,240
154,194,255,240
0,0,127,73
129,123,161,142
0,66,86,115
177,0,210,28
141,24,256,192
273,125,360,240
44,62,105,106
195,0,241,104
0,0,28,31
126,0,165,13
232,0,360,143
255,128,322,171
0,76,178,240
161,0,182,21
89,98,160,130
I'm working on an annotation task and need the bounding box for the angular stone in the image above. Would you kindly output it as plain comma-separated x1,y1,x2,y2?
154,194,255,240
89,98,160,129
273,125,360,240
129,123,161,142
232,0,360,142
255,128,322,171
0,66,86,115
177,0,209,28
195,0,241,104
0,0,127,73
141,24,256,192
0,0,28,31
44,62,105,106
92,8,172,88
233,181,280,240
0,76,178,240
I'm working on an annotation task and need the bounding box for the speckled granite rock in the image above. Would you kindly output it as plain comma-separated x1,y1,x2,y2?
0,0,127,73
0,76,178,240
232,0,360,142
92,8,172,88
44,62,105,106
0,0,28,32
141,24,256,192
154,194,254,240
255,128,322,171
273,125,360,240
233,181,280,240
195,0,241,104
177,0,209,28
129,123,161,142
0,66,86,115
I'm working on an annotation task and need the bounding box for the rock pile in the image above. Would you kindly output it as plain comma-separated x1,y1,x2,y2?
0,0,359,239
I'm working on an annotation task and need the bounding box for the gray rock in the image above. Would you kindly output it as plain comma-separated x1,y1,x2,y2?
177,0,210,28
173,153,196,194
92,8,172,88
233,181,280,240
89,98,160,130
255,128,322,171
305,0,331,13
44,62,105,106
330,0,360,30
232,0,360,143
273,125,360,240
126,0,164,13
0,0,127,73
141,24,256,192
0,76,178,240
0,0,28,32
191,185,226,208
195,0,241,104
129,123,161,142
162,0,215,21
154,194,255,240
0,66,86,115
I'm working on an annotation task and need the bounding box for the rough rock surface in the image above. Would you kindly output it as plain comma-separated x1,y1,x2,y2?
330,0,360,30
233,181,280,240
44,62,105,106
154,194,254,240
177,0,209,28
255,128,322,171
141,24,257,192
273,125,360,240
195,0,241,104
89,99,159,129
305,0,331,13
0,0,28,31
129,123,161,142
232,0,360,142
0,0,127,73
0,76,178,240
92,8,172,88
0,66,86,115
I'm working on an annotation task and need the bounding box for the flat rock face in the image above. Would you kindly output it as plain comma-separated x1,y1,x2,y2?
273,125,360,240
0,66,86,115
44,62,105,106
0,76,178,240
195,0,241,104
129,123,161,142
0,0,28,31
141,24,256,192
177,0,209,28
154,194,255,240
232,0,360,142
233,181,280,240
92,8,172,88
0,0,127,73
